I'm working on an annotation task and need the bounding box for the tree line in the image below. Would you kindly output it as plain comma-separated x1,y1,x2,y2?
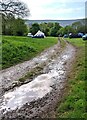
29,19,87,37
29,22,61,37
58,19,87,36
2,18,87,36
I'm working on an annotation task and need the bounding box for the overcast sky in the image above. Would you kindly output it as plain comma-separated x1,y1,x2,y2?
21,0,87,20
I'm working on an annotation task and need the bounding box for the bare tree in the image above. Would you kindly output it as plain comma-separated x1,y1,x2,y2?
0,0,30,18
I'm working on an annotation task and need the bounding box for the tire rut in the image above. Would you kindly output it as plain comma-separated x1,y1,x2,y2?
0,40,76,119
0,40,63,96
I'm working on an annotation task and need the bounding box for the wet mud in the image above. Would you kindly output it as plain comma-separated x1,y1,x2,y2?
0,40,62,95
0,41,76,119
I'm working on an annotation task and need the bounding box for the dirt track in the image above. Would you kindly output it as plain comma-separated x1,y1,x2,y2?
0,39,76,119
0,40,62,95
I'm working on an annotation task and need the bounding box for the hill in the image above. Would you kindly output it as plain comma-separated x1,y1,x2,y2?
25,19,81,27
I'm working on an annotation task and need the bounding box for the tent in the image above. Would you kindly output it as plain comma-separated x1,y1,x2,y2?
33,30,45,38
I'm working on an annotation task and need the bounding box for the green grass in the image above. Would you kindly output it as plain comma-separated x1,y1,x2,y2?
2,36,58,69
56,38,86,119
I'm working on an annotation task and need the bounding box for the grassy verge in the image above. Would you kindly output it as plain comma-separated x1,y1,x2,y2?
56,38,86,118
2,36,58,69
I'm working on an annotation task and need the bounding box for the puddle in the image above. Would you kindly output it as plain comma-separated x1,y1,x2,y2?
0,44,75,115
0,74,54,113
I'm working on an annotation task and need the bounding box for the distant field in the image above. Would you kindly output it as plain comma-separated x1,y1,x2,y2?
2,36,58,69
56,38,86,118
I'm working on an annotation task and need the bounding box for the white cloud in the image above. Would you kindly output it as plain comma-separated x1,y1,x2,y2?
20,0,86,20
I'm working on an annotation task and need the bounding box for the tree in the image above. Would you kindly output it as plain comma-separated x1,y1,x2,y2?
50,22,61,36
1,0,29,36
40,23,50,36
30,23,40,35
72,20,86,34
47,22,54,28
58,27,65,36
2,13,15,35
0,0,30,18
2,13,28,36
13,18,28,36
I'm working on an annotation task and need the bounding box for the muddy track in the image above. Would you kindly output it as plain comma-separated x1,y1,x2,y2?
0,40,76,119
0,40,64,96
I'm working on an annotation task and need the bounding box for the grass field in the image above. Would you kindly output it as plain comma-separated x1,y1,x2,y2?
56,38,86,118
2,36,58,69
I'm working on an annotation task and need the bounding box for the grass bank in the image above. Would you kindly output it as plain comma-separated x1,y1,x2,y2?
2,36,58,69
56,38,86,118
